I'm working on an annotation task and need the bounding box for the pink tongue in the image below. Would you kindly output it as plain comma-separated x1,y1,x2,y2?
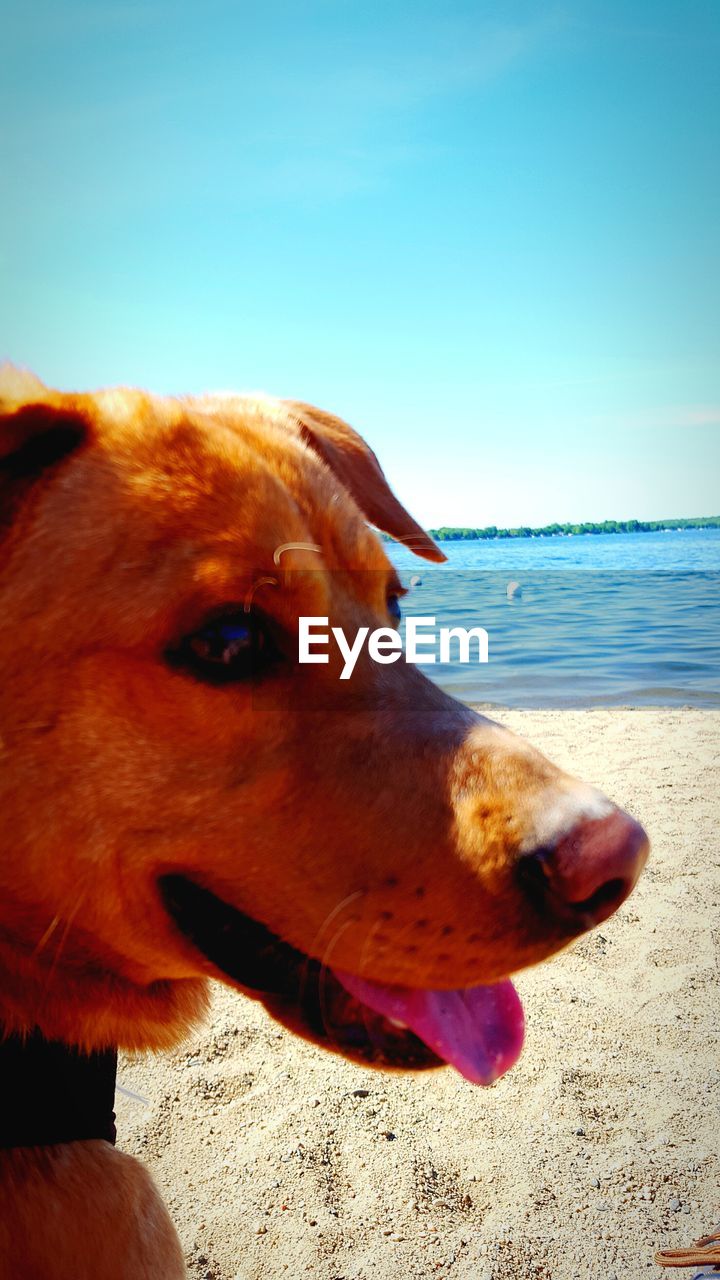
335,972,524,1086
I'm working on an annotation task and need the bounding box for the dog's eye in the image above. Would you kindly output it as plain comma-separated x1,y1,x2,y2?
172,614,279,683
387,593,402,623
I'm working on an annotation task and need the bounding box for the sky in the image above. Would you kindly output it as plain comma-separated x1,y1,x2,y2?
2,0,719,528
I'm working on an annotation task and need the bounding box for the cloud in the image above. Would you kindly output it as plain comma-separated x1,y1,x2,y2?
4,5,566,214
592,405,720,430
309,14,556,112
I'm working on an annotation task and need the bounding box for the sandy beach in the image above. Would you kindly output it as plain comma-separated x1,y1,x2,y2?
116,706,720,1280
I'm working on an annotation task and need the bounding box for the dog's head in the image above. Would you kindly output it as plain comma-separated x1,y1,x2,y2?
0,367,648,1083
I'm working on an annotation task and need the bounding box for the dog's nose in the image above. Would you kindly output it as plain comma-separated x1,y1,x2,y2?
519,809,649,929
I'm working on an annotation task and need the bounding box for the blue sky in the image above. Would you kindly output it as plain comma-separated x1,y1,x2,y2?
2,0,719,527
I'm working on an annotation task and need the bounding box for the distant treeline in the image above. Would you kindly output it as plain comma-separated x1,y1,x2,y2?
424,516,720,542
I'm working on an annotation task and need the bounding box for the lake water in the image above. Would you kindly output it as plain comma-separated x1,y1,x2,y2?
388,528,720,708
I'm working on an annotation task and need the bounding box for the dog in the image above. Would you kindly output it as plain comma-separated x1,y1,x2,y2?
0,366,648,1278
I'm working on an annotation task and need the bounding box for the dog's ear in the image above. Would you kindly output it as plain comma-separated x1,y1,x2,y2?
0,402,88,474
0,389,90,528
284,401,446,563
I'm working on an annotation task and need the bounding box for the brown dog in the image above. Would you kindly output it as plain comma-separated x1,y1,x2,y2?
0,367,648,1278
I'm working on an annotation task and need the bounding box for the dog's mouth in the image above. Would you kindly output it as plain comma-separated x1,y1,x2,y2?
159,875,525,1085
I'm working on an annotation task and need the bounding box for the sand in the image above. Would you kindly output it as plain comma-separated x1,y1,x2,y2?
116,706,720,1280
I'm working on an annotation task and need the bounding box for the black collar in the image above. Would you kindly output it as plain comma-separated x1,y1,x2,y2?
0,1029,117,1149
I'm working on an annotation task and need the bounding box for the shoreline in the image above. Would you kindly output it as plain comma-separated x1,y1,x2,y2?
426,519,720,542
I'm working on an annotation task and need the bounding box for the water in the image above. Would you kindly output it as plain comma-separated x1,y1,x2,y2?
388,528,720,708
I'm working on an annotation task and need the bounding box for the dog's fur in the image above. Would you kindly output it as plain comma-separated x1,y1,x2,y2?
0,368,645,1278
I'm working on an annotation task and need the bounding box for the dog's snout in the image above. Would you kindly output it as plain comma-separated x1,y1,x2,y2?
519,809,649,929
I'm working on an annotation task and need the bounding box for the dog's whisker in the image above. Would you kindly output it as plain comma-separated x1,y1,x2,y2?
115,1082,150,1106
272,541,322,565
33,914,61,957
391,534,434,547
243,576,278,613
306,889,365,960
40,891,87,1001
316,918,357,1040
318,918,355,971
